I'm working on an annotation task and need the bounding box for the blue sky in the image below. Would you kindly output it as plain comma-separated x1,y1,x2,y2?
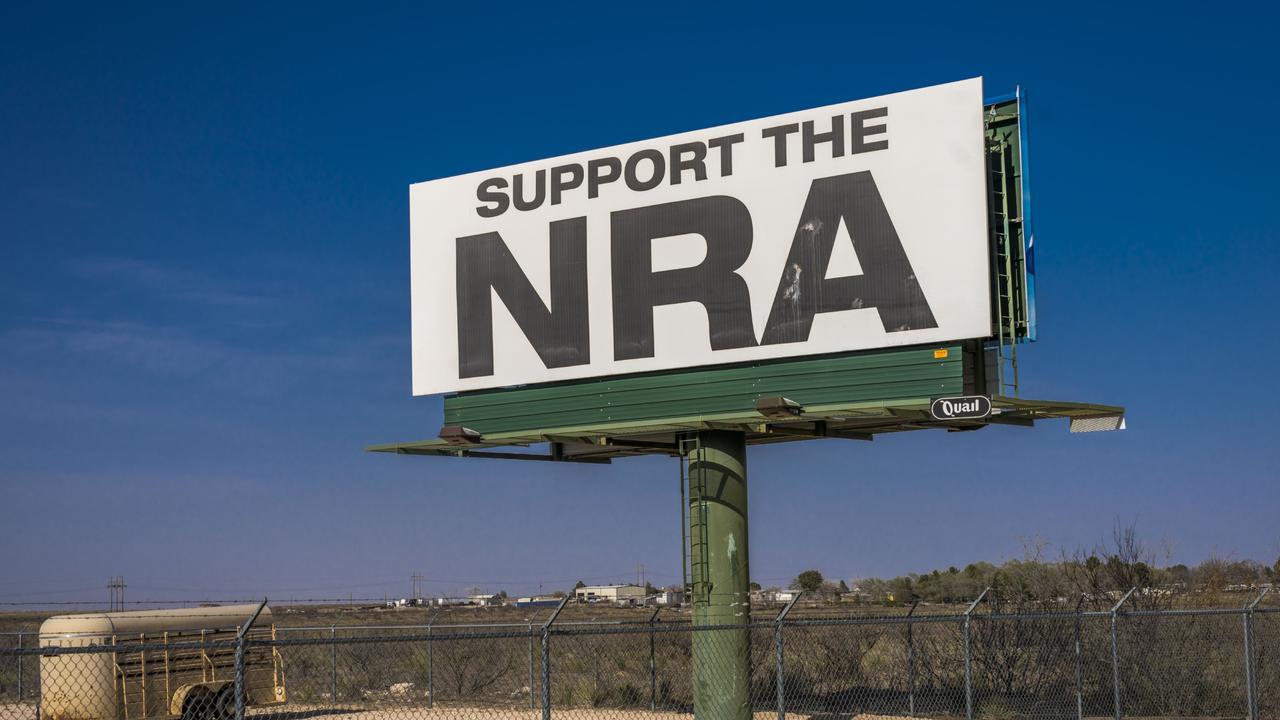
2,3,1277,606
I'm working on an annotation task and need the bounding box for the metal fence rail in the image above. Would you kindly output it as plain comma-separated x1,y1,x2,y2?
2,600,1277,720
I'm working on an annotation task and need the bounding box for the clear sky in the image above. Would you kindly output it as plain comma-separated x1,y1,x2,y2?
2,2,1277,607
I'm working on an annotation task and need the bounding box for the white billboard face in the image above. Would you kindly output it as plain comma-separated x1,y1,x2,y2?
410,77,990,396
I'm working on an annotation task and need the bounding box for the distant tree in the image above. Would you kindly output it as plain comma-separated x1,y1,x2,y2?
838,579,850,592
498,590,508,599
888,576,914,604
794,570,824,592
573,580,586,589
644,581,657,595
749,581,762,591
1274,555,1280,579
1227,560,1266,585
838,523,1271,613
1169,564,1192,585
1196,557,1227,592
1104,521,1158,592
858,578,890,602
551,590,567,598
1133,562,1153,588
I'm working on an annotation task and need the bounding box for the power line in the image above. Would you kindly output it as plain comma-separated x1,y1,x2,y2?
0,587,106,598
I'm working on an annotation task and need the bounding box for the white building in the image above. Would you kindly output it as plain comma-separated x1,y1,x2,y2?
575,584,646,604
750,589,796,604
654,589,685,606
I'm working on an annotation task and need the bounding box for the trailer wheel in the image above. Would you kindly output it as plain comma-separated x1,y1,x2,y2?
181,688,215,720
214,687,235,720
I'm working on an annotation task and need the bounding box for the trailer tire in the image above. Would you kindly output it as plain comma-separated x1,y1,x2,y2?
214,687,235,720
181,687,216,720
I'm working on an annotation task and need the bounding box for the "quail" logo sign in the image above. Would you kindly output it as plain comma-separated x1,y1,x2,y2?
930,395,992,421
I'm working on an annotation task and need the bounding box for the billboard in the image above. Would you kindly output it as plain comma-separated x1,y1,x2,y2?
410,77,990,396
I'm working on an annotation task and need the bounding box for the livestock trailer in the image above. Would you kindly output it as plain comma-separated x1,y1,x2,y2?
39,605,286,720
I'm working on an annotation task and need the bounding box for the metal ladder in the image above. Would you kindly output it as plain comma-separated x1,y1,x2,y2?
987,134,1021,397
679,435,711,605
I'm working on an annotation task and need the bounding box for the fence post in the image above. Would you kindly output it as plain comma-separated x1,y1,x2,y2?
234,599,269,720
528,622,535,710
16,632,22,702
1245,588,1270,720
542,596,571,720
775,592,803,720
426,616,435,709
1244,605,1255,720
234,635,246,720
905,602,918,716
1074,596,1085,720
648,607,661,711
329,625,337,704
1110,587,1136,720
963,588,989,720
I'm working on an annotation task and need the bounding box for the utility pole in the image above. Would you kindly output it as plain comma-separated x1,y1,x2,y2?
411,572,424,601
107,576,126,611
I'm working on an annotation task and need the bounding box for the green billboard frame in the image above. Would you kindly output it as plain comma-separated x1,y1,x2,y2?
367,342,1122,463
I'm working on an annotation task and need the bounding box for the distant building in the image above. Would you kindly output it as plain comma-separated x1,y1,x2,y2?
575,584,646,604
653,589,685,606
514,596,561,608
468,593,503,606
750,589,795,605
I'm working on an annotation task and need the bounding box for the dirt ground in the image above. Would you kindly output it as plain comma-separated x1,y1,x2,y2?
0,704,938,720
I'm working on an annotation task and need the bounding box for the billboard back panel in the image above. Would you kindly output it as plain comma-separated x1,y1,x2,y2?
410,78,990,396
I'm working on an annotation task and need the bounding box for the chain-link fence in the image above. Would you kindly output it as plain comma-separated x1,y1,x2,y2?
3,603,1278,720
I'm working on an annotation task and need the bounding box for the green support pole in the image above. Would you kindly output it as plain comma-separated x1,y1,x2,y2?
686,430,751,720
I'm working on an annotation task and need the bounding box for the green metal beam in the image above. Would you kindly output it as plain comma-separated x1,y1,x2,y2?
367,394,1124,462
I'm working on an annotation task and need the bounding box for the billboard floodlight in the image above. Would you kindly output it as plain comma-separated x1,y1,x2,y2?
1069,415,1127,434
754,396,804,420
438,425,483,445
